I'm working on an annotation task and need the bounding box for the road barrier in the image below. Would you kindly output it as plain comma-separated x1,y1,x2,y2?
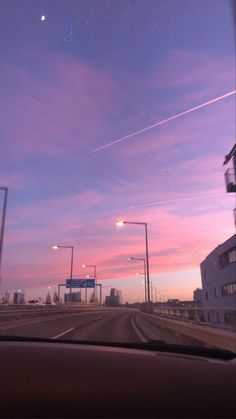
143,308,236,352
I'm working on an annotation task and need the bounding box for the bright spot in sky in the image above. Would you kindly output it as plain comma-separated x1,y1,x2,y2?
41,15,46,21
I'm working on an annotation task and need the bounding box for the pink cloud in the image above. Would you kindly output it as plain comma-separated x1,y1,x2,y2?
94,50,234,147
6,189,106,228
148,50,234,90
0,172,32,191
0,49,127,160
2,197,234,300
1,48,234,163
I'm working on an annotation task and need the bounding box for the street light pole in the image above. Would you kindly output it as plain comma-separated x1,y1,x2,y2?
150,282,157,304
144,259,147,303
58,283,66,304
52,245,74,295
94,265,97,300
95,283,102,305
117,220,151,303
0,187,8,284
85,276,88,304
144,223,150,303
129,257,147,303
136,271,147,303
70,247,74,285
152,286,157,303
82,264,97,302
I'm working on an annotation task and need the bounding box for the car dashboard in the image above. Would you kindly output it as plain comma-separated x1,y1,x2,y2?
0,339,235,418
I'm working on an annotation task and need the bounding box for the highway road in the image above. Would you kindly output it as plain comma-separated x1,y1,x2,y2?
0,307,205,346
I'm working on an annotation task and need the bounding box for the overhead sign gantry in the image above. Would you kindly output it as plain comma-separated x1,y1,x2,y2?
66,279,95,288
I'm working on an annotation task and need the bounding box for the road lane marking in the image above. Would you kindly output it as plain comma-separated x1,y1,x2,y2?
52,327,74,340
131,315,148,343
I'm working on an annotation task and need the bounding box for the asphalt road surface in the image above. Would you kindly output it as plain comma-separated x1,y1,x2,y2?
0,307,203,345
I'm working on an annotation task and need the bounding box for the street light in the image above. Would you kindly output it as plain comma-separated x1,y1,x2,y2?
81,264,96,279
157,291,166,303
0,187,8,284
129,257,147,303
136,272,147,304
152,286,157,303
52,244,74,294
57,283,66,304
82,264,97,302
116,220,150,303
149,281,156,303
116,220,124,227
150,281,153,303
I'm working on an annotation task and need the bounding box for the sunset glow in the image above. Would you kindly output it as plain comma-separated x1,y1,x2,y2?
0,0,235,303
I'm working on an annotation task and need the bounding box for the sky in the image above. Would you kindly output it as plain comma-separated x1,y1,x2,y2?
0,0,235,303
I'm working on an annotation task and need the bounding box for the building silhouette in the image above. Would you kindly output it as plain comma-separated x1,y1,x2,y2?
64,291,81,304
13,291,25,305
105,288,123,306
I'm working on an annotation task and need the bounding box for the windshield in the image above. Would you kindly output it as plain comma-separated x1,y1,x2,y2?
0,0,235,353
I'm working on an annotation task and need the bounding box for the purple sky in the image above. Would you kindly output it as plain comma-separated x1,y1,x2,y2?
0,0,235,302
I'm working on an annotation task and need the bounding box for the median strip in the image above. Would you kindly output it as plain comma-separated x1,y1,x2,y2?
52,328,75,340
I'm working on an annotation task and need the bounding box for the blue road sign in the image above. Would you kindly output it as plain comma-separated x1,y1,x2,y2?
66,279,95,288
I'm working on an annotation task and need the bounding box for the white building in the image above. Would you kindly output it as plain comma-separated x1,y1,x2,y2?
200,234,236,329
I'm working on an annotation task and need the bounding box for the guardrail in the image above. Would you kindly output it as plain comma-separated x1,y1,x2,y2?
0,303,95,311
0,304,127,311
147,306,205,321
143,307,236,352
146,306,236,329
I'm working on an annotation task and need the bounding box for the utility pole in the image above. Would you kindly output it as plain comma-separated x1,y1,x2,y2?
0,187,8,284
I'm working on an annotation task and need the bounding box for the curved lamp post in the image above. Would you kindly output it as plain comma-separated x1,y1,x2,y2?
129,257,147,303
0,187,8,284
116,220,150,303
52,245,74,294
82,264,97,302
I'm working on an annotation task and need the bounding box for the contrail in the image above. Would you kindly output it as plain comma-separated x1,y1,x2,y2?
89,90,236,153
119,193,228,211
